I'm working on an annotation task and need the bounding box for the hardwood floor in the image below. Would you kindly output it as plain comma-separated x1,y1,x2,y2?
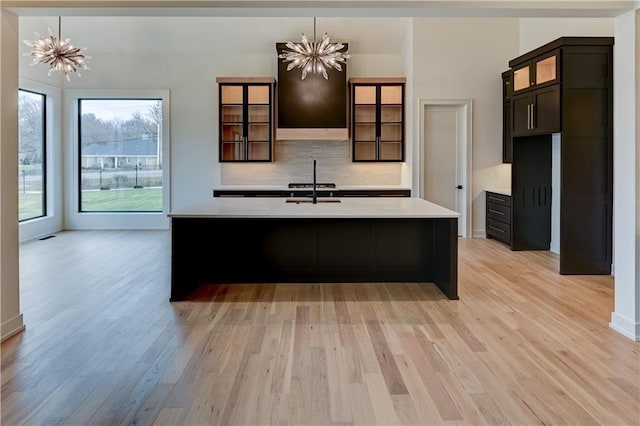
2,230,638,425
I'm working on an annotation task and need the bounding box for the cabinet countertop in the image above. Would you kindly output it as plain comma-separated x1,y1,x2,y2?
486,188,512,197
169,197,459,219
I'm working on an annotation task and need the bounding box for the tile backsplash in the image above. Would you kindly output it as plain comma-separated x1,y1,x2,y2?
221,140,402,186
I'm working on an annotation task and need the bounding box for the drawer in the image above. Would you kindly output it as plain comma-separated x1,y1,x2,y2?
487,202,511,224
487,218,511,245
486,191,511,207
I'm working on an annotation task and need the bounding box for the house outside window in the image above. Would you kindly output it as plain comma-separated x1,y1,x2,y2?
78,99,163,212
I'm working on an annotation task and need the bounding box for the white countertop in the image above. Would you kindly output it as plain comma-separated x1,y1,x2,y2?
485,188,511,196
169,197,460,219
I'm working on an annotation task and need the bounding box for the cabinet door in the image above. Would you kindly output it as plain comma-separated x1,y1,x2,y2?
512,64,531,93
511,93,532,137
246,85,272,161
379,85,404,161
219,81,273,162
502,101,512,163
352,82,405,162
220,84,246,161
531,85,560,134
511,85,560,137
352,85,378,161
533,51,559,87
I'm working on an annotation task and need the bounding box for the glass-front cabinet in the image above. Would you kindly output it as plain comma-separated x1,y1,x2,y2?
217,77,274,162
350,78,405,162
512,50,559,93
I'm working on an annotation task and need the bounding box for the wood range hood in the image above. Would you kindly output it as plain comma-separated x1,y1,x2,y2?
275,42,349,141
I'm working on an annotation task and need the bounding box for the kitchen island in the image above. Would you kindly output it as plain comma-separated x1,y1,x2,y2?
169,197,460,301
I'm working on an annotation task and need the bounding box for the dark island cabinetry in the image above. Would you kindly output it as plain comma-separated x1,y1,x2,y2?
504,37,613,275
213,189,411,198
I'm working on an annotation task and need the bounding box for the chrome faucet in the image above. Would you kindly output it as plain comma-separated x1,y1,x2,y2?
312,160,317,204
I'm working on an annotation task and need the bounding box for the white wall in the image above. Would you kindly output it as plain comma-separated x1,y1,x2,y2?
610,9,640,341
411,17,519,237
518,18,615,53
19,17,410,213
1,10,25,341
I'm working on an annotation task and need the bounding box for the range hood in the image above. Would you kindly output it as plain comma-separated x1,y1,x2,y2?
275,42,349,141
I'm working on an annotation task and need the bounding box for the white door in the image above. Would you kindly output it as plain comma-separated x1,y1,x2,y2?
422,102,469,237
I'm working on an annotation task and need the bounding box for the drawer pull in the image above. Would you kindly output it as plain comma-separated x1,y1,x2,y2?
489,225,506,234
488,196,508,203
488,209,505,216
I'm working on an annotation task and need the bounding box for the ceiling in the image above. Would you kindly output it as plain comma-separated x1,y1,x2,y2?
5,0,638,18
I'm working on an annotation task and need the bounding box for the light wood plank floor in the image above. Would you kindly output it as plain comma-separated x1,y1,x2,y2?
2,230,638,425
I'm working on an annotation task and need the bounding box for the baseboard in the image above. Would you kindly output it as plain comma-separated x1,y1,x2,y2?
1,314,25,342
609,312,640,341
473,229,486,238
550,242,560,254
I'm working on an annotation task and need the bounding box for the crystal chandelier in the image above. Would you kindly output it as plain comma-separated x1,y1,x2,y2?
23,17,90,82
279,17,350,80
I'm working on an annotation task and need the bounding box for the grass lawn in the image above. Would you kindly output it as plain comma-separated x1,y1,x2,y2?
18,188,163,219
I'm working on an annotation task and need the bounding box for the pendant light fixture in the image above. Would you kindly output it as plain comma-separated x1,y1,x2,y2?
278,17,350,80
23,17,90,82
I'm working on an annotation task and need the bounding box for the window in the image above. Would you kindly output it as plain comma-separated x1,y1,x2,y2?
18,89,46,222
78,99,163,212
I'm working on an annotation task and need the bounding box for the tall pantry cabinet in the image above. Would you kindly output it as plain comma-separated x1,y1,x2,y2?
504,37,613,275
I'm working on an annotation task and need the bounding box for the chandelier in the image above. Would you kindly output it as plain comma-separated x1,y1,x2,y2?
23,17,90,82
278,17,350,80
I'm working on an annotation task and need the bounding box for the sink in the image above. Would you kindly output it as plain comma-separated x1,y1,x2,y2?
285,198,341,204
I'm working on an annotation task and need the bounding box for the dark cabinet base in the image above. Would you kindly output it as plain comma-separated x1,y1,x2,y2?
170,216,458,301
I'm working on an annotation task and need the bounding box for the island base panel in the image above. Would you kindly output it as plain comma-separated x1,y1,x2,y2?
170,217,458,301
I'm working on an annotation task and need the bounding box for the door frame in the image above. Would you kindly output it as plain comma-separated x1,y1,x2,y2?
416,98,473,238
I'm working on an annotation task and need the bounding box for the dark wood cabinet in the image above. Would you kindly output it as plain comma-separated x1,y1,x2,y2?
486,191,512,246
502,70,512,163
217,77,275,162
349,78,405,162
512,84,560,136
506,37,613,275
512,49,560,93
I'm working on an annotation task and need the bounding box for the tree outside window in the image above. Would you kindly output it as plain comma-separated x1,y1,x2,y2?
18,90,46,221
79,99,163,212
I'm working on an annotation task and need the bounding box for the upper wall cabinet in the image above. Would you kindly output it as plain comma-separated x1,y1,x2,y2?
217,77,275,162
511,85,561,137
511,49,560,93
349,78,406,162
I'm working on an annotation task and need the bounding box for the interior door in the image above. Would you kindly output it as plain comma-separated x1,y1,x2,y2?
423,104,466,236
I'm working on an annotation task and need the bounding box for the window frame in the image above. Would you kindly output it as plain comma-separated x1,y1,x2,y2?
18,88,47,222
65,89,171,230
18,79,63,243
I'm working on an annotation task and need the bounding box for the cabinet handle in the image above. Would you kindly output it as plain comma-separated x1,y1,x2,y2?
527,104,531,130
488,208,505,216
531,103,535,129
488,196,507,203
489,225,506,234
